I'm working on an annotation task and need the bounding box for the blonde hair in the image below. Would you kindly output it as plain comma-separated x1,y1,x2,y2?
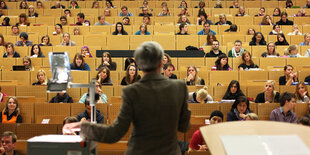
285,44,298,55
37,69,47,85
245,113,259,120
196,86,209,104
264,80,278,102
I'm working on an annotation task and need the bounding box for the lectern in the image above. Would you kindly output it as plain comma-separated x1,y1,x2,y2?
27,135,97,155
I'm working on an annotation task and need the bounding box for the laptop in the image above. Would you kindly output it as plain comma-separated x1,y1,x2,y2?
12,65,26,71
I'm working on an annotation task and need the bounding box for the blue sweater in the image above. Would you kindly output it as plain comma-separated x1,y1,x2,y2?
135,30,151,35
197,29,216,35
70,63,91,71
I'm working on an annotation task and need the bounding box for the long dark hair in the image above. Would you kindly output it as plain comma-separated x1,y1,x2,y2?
125,65,139,84
31,44,43,57
230,96,250,112
102,52,113,65
276,33,289,45
113,22,126,35
251,32,265,44
215,54,230,70
72,53,85,69
124,57,136,70
96,67,111,83
223,80,245,100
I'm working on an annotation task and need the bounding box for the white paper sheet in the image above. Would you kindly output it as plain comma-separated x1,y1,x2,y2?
27,135,82,143
220,135,310,155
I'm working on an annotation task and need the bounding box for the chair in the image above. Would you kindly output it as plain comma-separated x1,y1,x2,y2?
129,35,153,50
107,102,122,124
16,124,58,140
34,103,71,124
27,26,48,36
81,8,99,17
71,71,89,83
220,102,233,122
279,86,295,94
84,58,96,71
1,85,16,96
70,35,84,46
18,102,34,123
247,85,264,101
259,57,286,70
222,35,245,45
113,85,124,97
153,35,175,50
83,34,107,49
298,70,310,82
234,16,253,26
209,71,238,86
189,103,220,117
68,26,90,35
0,58,15,71
287,58,310,69
101,86,113,100
269,70,284,84
185,124,205,143
53,46,76,58
43,9,62,17
178,58,205,68
290,35,304,45
35,17,55,26
2,71,30,85
239,71,269,85
89,26,111,35
294,103,308,119
16,86,47,100
176,35,199,50
257,103,280,120
107,35,129,50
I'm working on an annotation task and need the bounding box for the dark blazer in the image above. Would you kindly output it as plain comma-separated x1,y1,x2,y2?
80,73,191,155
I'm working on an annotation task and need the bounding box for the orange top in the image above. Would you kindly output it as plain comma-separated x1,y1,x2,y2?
2,113,19,123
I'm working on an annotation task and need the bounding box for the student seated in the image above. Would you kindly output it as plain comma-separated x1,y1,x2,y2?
188,110,223,151
238,51,259,71
184,66,205,85
96,67,113,86
279,65,298,85
294,82,310,103
70,53,91,71
227,96,252,121
77,96,104,124
32,70,48,85
162,63,177,79
49,93,73,103
222,80,245,100
121,65,141,86
79,81,107,104
0,96,22,123
270,92,297,123
212,54,232,71
255,80,280,103
97,52,117,71
188,86,213,103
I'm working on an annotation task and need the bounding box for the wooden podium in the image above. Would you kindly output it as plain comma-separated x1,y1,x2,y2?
200,121,310,155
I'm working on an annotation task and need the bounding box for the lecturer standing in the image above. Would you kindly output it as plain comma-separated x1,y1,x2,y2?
64,41,191,155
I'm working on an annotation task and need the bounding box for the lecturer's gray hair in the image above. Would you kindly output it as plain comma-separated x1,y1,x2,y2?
134,41,164,72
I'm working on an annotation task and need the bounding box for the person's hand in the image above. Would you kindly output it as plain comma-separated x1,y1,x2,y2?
239,113,246,119
289,73,295,79
0,146,5,154
302,91,308,98
265,100,270,103
62,122,82,135
187,74,194,81
198,145,207,151
103,61,110,66
80,117,87,122
293,72,297,78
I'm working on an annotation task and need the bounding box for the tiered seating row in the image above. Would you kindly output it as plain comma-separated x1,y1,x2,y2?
4,1,305,10
1,83,310,102
0,35,308,52
1,15,310,26
0,101,306,124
